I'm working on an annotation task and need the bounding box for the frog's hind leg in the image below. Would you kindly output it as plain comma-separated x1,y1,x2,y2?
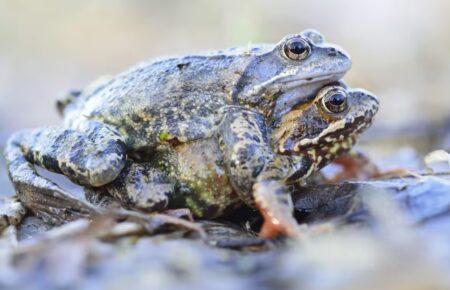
4,138,99,224
98,161,174,213
5,121,126,222
6,121,126,188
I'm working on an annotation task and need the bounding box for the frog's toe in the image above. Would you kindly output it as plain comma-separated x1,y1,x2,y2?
0,196,27,231
132,190,170,212
84,153,126,187
259,217,299,239
253,180,300,239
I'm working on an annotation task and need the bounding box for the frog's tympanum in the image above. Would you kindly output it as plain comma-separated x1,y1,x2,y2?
4,30,378,238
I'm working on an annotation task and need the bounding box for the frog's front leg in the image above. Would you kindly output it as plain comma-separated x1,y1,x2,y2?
252,155,313,238
6,120,127,189
217,106,310,238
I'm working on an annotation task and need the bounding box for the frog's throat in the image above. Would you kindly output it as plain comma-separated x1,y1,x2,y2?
298,135,357,173
293,114,374,153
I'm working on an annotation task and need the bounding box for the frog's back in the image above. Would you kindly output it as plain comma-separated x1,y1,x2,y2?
65,49,259,149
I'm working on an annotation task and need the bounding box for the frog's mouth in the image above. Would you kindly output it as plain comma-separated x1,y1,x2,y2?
291,111,376,170
279,69,349,91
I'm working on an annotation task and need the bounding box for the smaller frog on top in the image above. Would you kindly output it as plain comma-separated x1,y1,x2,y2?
5,30,359,237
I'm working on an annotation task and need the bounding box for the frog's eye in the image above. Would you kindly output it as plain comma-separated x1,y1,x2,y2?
321,88,348,114
283,37,311,61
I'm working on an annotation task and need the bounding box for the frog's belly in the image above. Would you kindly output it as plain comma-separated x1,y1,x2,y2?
165,138,242,219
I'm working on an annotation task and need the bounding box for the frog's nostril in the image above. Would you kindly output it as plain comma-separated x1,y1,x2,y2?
368,95,380,106
327,47,337,56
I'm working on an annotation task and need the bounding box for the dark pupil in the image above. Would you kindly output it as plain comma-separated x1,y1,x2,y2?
329,93,345,106
289,41,307,55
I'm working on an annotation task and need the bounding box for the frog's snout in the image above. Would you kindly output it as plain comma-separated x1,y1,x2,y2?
324,44,352,69
366,93,380,116
346,88,380,128
352,89,379,108
361,91,379,123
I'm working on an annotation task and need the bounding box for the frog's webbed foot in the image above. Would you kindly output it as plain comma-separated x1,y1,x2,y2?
98,161,174,213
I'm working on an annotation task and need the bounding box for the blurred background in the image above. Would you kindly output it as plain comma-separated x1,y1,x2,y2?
1,0,449,193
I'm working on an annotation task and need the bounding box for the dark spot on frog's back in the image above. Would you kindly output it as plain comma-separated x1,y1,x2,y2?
251,164,264,178
177,62,190,70
243,132,261,143
131,114,142,123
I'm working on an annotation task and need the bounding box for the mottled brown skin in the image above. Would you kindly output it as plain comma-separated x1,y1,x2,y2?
4,30,365,237
97,85,379,238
